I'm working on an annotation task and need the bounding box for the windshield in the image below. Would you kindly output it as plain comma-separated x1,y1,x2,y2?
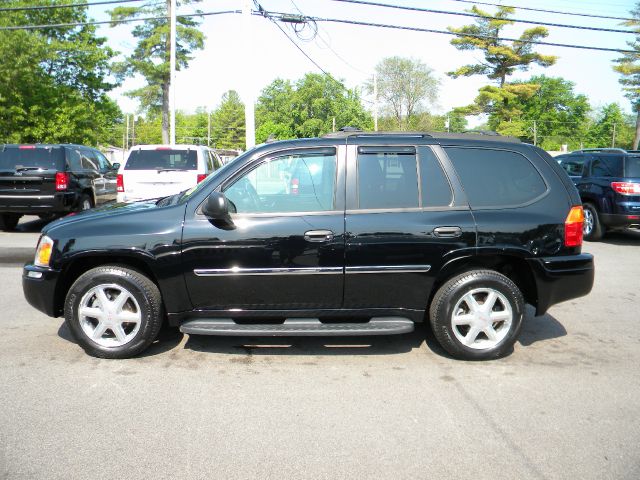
0,147,64,170
626,156,640,177
125,149,197,170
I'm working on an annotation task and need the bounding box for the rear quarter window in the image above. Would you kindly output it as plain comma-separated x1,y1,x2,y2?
625,156,640,177
125,149,197,170
445,147,547,208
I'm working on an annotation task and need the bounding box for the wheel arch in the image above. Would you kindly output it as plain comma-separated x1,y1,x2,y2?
428,253,538,313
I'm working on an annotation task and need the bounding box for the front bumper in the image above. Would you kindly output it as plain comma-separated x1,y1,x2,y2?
528,253,594,315
22,264,62,317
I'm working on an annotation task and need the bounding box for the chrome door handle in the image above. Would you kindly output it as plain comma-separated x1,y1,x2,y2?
304,230,334,242
433,226,462,238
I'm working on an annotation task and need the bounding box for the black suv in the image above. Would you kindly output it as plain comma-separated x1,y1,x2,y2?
0,144,119,230
556,148,640,240
22,132,594,360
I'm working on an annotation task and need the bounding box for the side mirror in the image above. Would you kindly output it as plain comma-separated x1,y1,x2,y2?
112,163,120,170
202,191,232,224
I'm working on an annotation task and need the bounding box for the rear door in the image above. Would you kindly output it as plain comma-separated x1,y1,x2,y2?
343,142,476,311
123,148,199,200
0,146,65,210
80,147,103,204
94,150,117,202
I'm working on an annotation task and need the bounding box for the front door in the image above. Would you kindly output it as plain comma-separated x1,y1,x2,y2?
344,144,476,311
182,146,346,311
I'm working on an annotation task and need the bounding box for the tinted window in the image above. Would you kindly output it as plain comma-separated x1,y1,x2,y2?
419,147,452,207
125,149,197,170
590,155,620,177
559,155,585,176
67,149,82,171
357,147,419,209
81,149,99,170
94,151,112,172
205,151,214,172
0,146,64,170
224,150,336,213
626,155,640,177
445,147,547,208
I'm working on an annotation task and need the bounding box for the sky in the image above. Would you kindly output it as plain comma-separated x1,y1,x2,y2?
89,0,640,125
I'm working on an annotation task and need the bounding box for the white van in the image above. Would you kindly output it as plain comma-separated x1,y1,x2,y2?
117,145,223,203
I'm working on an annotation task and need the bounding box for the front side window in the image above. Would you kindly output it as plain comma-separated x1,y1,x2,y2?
357,147,419,209
445,147,547,208
81,149,99,170
224,150,337,214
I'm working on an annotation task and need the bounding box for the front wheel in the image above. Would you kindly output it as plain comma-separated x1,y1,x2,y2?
429,270,525,360
64,266,164,359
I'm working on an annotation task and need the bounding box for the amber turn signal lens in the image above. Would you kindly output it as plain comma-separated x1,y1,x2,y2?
34,236,54,267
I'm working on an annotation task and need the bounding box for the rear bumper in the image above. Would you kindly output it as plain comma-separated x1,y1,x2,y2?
600,213,640,228
528,254,594,316
0,192,78,214
22,264,61,318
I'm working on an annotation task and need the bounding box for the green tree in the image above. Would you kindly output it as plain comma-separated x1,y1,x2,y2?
585,104,634,149
613,2,640,149
367,57,439,130
447,6,556,134
210,91,245,150
0,0,121,145
501,76,590,149
110,1,204,143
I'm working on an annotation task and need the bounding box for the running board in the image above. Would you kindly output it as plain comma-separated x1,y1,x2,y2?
179,317,415,336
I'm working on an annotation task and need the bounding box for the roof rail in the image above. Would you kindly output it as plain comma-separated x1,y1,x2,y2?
462,129,501,136
575,148,627,153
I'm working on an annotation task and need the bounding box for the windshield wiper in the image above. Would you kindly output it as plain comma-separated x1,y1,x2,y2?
156,168,189,173
15,166,42,172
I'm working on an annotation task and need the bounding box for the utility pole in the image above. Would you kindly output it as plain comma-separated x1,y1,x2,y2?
131,115,135,146
207,109,211,147
125,114,130,150
533,120,537,146
373,73,378,132
332,117,336,132
612,122,617,148
445,115,450,133
242,0,255,150
169,0,177,145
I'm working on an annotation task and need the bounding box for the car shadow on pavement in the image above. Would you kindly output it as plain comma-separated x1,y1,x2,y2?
518,310,567,347
183,329,427,356
591,228,640,246
15,216,51,233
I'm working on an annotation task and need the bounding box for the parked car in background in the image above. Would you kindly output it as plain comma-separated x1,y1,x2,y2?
23,131,594,361
556,148,640,240
0,144,118,231
117,145,222,203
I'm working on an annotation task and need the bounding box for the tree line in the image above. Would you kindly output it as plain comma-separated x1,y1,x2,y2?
2,1,640,150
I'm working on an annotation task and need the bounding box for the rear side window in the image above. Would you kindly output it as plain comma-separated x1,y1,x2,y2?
590,155,622,177
559,155,585,176
0,147,64,170
357,147,419,209
625,156,640,177
419,147,452,207
445,147,547,208
125,149,197,170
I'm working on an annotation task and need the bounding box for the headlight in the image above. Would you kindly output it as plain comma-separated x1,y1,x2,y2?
34,235,54,267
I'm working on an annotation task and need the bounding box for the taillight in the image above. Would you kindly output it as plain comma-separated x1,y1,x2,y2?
291,178,299,195
197,173,207,183
55,172,69,191
116,174,124,192
611,181,640,195
564,206,584,247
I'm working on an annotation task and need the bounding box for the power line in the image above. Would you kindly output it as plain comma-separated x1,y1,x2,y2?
0,0,146,13
261,12,637,54
0,10,239,31
329,0,636,35
444,0,635,23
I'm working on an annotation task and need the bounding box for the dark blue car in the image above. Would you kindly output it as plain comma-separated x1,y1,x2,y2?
557,148,640,240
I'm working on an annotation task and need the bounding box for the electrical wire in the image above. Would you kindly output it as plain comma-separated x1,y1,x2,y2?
0,0,147,12
444,0,635,22
0,10,239,31
329,0,637,35
259,12,637,54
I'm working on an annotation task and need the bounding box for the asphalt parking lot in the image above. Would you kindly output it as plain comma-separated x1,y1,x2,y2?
1,217,639,480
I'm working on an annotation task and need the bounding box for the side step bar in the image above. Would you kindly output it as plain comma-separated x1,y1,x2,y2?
179,317,415,337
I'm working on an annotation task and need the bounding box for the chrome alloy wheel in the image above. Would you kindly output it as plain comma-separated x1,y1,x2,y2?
451,288,513,350
78,283,142,348
583,208,594,235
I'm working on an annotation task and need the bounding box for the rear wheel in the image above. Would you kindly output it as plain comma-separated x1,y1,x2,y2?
429,270,524,360
0,213,21,231
582,203,604,241
78,194,93,212
64,266,164,359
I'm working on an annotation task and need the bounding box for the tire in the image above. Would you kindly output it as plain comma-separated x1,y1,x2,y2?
0,213,21,231
582,203,604,241
78,194,93,212
64,266,164,359
429,270,525,360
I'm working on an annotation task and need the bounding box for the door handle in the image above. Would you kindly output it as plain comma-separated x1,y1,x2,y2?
304,230,334,242
433,226,462,238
